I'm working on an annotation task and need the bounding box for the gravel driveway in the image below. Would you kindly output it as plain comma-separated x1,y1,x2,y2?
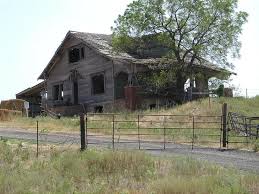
1,127,259,173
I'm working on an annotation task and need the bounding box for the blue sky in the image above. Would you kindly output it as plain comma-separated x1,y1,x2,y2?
0,0,258,100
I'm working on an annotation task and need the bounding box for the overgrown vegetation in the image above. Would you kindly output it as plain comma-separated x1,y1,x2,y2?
112,0,248,102
0,140,258,194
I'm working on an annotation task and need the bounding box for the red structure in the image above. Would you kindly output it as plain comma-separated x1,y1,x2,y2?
124,86,139,111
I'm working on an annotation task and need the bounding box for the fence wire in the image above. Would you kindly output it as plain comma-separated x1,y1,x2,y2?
85,113,223,150
227,112,259,148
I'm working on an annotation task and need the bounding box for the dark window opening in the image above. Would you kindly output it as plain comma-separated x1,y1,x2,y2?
81,47,85,59
53,84,63,101
53,85,59,100
69,48,80,63
60,85,64,100
73,82,79,105
149,104,156,110
94,106,103,113
69,46,85,63
92,74,104,95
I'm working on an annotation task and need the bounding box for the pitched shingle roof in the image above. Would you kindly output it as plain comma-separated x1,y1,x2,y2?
38,31,234,79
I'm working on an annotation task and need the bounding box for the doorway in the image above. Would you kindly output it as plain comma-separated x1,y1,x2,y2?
73,82,79,105
115,72,128,99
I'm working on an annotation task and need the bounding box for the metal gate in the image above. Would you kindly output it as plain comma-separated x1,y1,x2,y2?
80,113,224,150
227,112,259,148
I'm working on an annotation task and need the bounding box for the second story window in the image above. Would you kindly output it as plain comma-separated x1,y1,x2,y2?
69,46,85,63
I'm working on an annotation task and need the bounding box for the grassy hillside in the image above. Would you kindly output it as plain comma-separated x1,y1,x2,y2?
147,96,259,116
1,96,258,132
0,140,258,194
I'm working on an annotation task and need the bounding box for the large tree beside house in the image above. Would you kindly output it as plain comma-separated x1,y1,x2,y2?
111,0,248,100
16,29,236,116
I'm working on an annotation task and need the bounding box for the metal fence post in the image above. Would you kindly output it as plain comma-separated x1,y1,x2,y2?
192,116,194,150
222,103,228,148
245,117,248,146
80,114,86,151
112,114,115,150
36,120,39,158
220,116,222,149
138,114,140,150
163,116,166,150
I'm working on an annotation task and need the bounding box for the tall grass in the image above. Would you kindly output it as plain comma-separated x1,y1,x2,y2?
0,141,258,194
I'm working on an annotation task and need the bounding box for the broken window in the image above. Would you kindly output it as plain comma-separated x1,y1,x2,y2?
92,73,105,95
53,84,63,101
69,46,85,63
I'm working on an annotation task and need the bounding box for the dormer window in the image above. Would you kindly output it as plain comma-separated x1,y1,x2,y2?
69,46,85,63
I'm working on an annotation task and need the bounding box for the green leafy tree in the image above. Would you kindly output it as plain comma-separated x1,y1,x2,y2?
112,0,248,101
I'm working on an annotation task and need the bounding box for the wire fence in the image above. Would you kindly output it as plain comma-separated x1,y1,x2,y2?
84,113,223,150
4,103,259,157
227,112,259,148
34,120,80,157
22,113,224,157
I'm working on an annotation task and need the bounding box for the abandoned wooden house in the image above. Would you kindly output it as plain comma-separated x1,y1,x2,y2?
17,31,232,115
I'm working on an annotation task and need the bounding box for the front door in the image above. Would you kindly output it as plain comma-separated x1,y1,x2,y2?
73,82,79,105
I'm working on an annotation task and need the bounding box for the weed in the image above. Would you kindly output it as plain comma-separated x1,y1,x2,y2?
0,142,258,193
252,139,259,152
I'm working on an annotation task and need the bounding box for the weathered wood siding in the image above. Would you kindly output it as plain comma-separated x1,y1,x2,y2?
47,36,116,107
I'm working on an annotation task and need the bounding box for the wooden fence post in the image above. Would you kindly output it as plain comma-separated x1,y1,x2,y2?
222,103,228,148
80,114,86,151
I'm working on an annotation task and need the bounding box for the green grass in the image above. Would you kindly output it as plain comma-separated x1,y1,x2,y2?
0,140,258,194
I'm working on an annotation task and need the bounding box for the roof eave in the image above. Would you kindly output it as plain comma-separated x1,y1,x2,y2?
38,31,74,80
16,81,45,98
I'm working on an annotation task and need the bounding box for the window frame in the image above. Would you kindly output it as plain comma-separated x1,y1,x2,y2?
52,82,64,101
68,44,85,64
91,72,106,96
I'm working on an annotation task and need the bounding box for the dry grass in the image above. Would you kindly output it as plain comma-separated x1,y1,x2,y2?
1,97,259,149
0,140,259,194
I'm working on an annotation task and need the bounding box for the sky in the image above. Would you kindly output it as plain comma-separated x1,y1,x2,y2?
0,0,258,100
